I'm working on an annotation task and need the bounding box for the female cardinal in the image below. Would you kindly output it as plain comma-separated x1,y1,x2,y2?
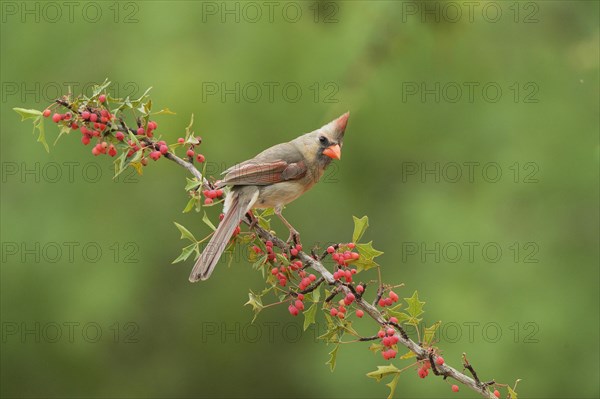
189,112,349,282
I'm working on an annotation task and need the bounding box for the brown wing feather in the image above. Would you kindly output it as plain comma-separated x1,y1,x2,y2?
220,160,307,186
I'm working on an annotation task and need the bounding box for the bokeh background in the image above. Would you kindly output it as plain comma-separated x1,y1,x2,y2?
1,1,598,398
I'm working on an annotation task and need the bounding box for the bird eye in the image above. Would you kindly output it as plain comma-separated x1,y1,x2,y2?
319,136,328,145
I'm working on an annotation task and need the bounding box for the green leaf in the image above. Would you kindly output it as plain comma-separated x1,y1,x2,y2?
303,303,317,331
202,211,217,231
244,291,263,323
53,124,71,146
508,386,518,399
352,215,369,243
152,108,176,116
404,291,425,319
257,215,271,230
399,350,416,360
171,243,198,264
366,364,400,382
13,108,42,120
386,373,401,399
326,344,339,371
422,321,441,346
174,222,197,242
33,116,48,152
369,343,384,353
182,197,196,213
354,241,384,271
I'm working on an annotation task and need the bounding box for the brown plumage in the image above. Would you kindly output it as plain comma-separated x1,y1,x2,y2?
189,112,349,282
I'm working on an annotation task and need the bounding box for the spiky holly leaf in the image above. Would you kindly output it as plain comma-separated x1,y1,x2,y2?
422,321,441,346
386,373,401,399
326,344,339,371
400,350,416,360
405,291,425,322
174,222,197,242
366,364,401,382
369,343,384,353
303,303,317,331
508,385,519,399
202,211,217,231
171,242,198,264
354,241,384,271
352,215,369,243
244,290,264,323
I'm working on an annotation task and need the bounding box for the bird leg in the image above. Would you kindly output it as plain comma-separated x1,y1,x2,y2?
245,210,258,229
274,206,301,245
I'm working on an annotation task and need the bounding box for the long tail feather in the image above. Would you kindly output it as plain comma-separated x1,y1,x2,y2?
189,188,257,282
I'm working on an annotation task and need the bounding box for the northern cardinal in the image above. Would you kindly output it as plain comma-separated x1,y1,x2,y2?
189,112,349,282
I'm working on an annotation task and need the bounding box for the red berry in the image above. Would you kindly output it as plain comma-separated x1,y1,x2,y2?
386,328,395,336
294,300,304,311
356,309,364,318
418,368,427,378
288,305,299,316
98,94,106,103
330,308,338,316
43,109,51,117
215,189,223,197
204,198,213,205
186,149,194,157
326,246,335,254
108,145,117,157
115,131,125,141
436,356,444,366
266,240,273,247
160,144,169,154
89,113,98,122
52,113,62,123
377,330,385,338
177,137,185,144
297,294,304,301
308,274,316,282
70,122,78,130
356,284,364,294
345,293,355,304
378,298,387,307
389,290,399,302
451,385,459,392
347,243,356,249
290,248,298,256
389,316,398,324
81,135,90,145
148,121,157,130
271,267,278,275
196,154,205,163
337,312,345,319
81,111,91,120
136,127,145,135
384,297,393,306
150,151,161,161
493,390,500,398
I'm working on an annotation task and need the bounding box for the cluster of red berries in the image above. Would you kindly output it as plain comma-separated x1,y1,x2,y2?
377,323,399,359
202,189,223,205
377,290,399,307
329,292,359,320
267,242,310,288
183,140,206,164
327,243,360,266
287,293,305,316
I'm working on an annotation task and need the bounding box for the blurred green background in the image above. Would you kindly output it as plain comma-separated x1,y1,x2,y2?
1,1,598,398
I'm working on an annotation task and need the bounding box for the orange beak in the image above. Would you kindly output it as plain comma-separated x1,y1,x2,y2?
323,144,341,160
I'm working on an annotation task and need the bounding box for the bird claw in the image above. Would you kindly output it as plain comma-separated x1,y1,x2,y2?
287,230,301,246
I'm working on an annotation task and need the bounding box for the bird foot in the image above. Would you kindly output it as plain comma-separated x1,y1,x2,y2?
246,211,258,229
287,230,301,246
